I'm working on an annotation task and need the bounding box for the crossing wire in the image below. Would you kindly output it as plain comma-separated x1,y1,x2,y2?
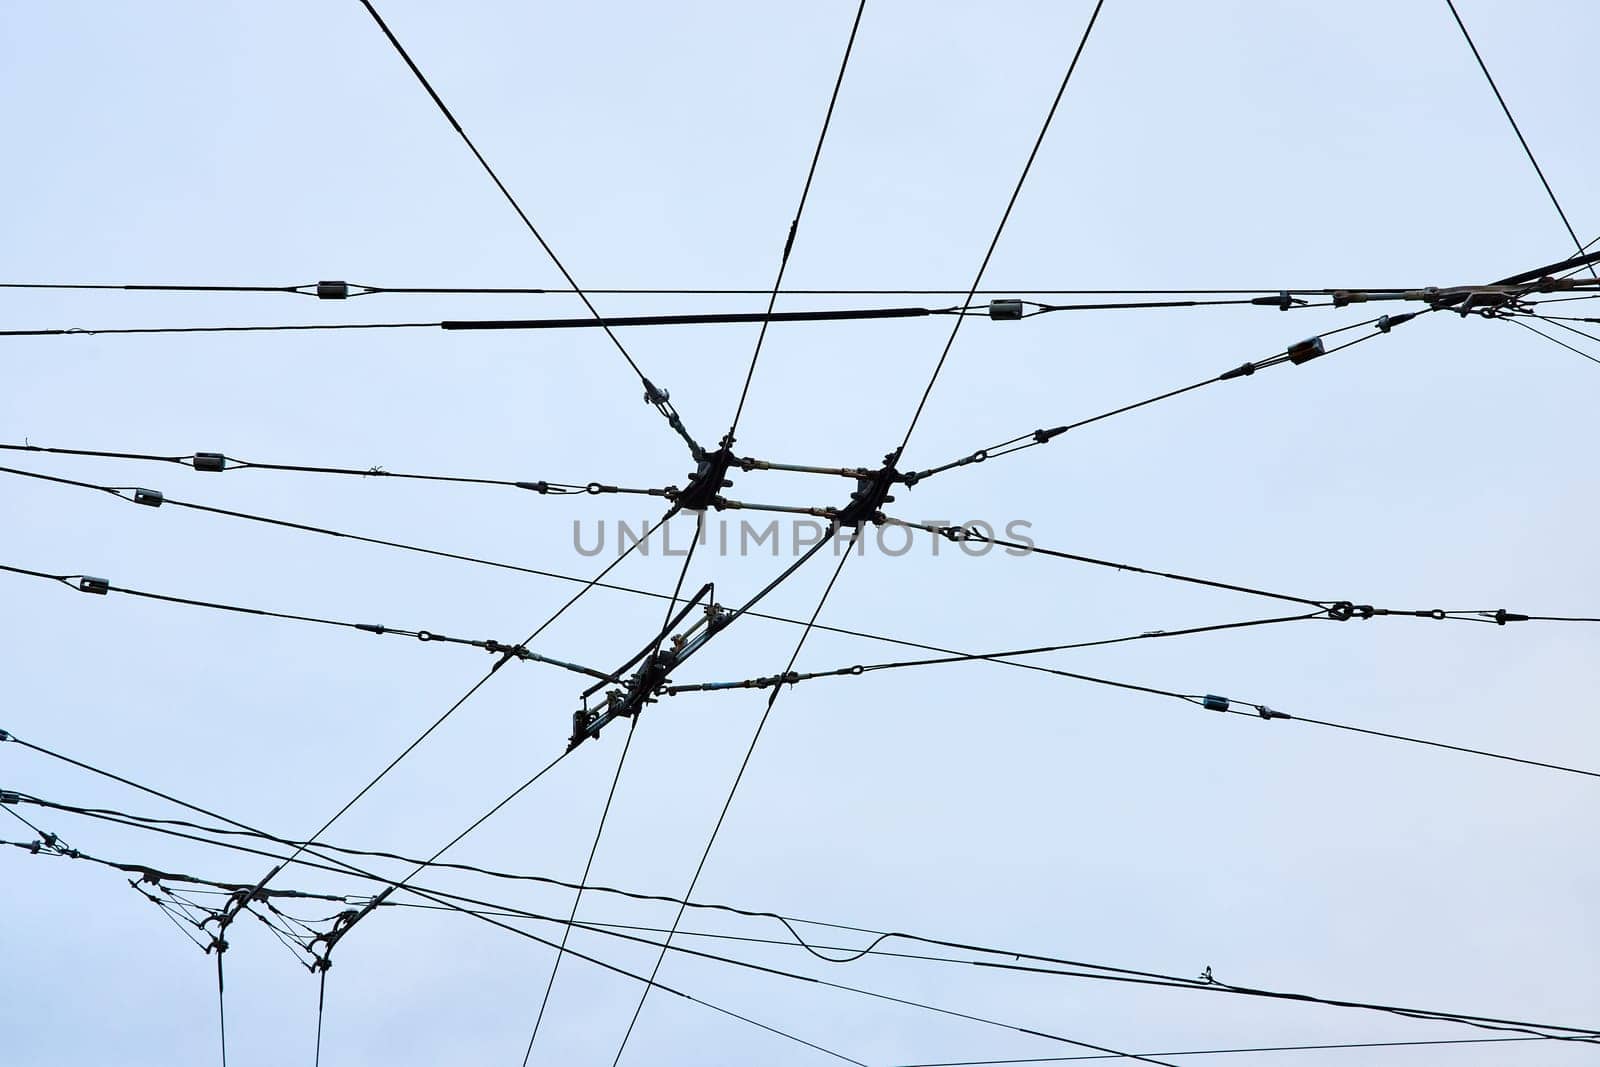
725,0,867,445
0,740,869,1065
9,798,1597,1050
0,442,670,497
1444,0,1596,279
897,0,1106,455
521,512,704,1062
223,506,675,912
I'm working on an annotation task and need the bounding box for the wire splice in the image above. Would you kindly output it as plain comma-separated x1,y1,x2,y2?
836,453,902,527
77,576,110,596
676,448,738,511
1285,336,1325,365
315,281,350,300
133,488,164,507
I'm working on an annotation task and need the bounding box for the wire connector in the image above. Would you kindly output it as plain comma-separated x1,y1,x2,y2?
677,448,737,511
192,452,228,472
1201,694,1230,712
837,453,901,527
988,299,1024,320
316,281,350,300
1286,336,1325,365
132,488,164,507
77,576,110,595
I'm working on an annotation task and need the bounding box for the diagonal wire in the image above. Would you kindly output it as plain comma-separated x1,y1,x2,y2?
355,1,675,422
1443,0,1596,279
520,513,705,1062
725,0,867,445
898,0,1106,454
608,535,850,1064
239,508,676,903
1508,316,1600,367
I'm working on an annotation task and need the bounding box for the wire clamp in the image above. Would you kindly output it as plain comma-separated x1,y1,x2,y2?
1201,694,1230,712
677,447,737,511
132,488,164,507
837,453,901,527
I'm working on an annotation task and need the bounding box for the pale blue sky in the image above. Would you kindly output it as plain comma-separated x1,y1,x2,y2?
2,2,1597,1064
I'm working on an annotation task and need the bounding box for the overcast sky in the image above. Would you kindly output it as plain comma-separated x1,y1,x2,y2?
3,2,1598,1065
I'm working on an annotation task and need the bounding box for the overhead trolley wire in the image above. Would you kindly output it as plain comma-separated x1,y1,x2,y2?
216,506,675,920
0,559,606,677
6,280,1562,298
11,788,1596,1050
1444,0,1596,279
725,0,866,445
0,443,672,498
1507,316,1600,367
900,316,1405,486
897,0,1106,455
521,513,706,1062
0,739,868,1065
355,0,702,455
897,1035,1548,1065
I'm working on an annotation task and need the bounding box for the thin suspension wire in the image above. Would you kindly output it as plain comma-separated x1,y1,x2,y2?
726,0,866,443
0,442,665,496
355,2,656,393
0,560,566,665
609,539,853,1065
898,0,1105,454
1508,316,1600,366
215,951,228,1067
521,514,704,1063
15,787,1598,1046
238,508,675,905
896,1034,1546,1065
5,459,1283,682
1,736,868,1063
1444,0,1596,279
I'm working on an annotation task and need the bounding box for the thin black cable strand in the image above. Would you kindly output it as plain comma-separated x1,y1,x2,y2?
1507,316,1600,367
0,553,539,661
387,895,1188,1066
20,803,1184,1063
895,1035,1547,1065
521,514,703,1062
1444,0,1596,280
1529,315,1600,355
671,612,1324,693
1244,709,1600,781
314,969,327,1067
216,951,228,1067
897,0,1105,454
0,743,869,1065
0,442,644,494
3,281,1493,297
892,519,1329,610
1,799,59,843
242,509,675,900
0,320,435,339
15,803,1599,1048
3,460,1296,683
725,0,866,443
904,317,1390,484
602,545,1175,1067
519,721,639,1065
609,540,851,1065
355,2,656,396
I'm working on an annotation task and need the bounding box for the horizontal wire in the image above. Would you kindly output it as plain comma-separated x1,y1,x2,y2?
0,444,669,497
0,557,605,673
895,1034,1546,1066
902,317,1397,485
11,786,1596,1045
